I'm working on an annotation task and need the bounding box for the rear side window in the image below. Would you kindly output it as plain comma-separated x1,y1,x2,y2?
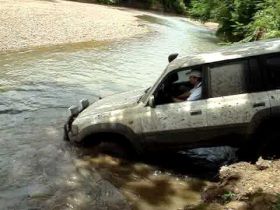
209,60,248,97
263,55,280,89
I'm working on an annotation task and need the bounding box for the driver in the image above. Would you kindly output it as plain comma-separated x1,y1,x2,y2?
173,71,202,102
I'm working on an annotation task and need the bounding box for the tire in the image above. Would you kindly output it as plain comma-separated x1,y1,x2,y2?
253,123,280,160
63,124,70,141
93,140,131,159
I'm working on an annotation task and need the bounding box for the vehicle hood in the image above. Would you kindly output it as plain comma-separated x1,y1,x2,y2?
78,88,146,118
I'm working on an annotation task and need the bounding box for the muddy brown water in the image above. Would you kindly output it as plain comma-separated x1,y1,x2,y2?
0,14,220,209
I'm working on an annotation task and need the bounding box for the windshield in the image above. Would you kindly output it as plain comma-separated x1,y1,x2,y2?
140,73,165,103
139,62,182,103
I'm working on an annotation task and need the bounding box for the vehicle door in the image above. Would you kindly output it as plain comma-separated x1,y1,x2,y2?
204,59,270,146
140,67,207,150
259,53,280,115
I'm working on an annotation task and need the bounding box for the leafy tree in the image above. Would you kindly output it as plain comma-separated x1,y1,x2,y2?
245,0,280,41
160,0,187,14
189,0,218,21
229,0,263,40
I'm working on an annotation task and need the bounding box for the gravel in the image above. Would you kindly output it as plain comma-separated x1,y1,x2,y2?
0,0,149,52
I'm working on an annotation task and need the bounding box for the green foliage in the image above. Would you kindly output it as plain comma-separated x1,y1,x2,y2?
246,0,280,41
214,0,236,41
189,0,218,21
230,0,261,40
273,194,280,210
221,191,236,203
160,0,187,14
173,0,187,14
188,0,280,42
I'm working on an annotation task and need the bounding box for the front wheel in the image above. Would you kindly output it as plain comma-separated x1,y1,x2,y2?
92,140,131,159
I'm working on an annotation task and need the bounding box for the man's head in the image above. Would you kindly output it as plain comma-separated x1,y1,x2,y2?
188,70,202,85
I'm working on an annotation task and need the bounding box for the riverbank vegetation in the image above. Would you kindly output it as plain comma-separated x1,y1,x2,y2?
187,0,280,42
89,0,280,42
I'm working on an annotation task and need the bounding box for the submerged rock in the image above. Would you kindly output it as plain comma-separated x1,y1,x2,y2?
180,146,238,169
28,183,51,198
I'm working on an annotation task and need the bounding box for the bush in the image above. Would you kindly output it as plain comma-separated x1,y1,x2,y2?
188,0,280,42
173,0,187,14
245,0,280,41
214,0,262,41
188,0,217,21
273,194,280,210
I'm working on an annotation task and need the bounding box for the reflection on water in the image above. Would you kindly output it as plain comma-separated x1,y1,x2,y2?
0,13,220,209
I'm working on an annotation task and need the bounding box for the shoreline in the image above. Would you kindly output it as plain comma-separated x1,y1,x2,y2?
0,0,218,53
183,17,219,32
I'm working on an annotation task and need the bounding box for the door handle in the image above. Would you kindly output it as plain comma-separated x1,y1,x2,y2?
253,102,265,108
190,110,202,115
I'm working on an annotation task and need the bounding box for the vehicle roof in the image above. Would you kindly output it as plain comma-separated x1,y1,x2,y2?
166,38,280,73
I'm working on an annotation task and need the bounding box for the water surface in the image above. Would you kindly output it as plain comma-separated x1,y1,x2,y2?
0,13,219,210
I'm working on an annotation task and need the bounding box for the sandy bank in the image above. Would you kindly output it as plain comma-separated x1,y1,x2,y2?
0,0,149,52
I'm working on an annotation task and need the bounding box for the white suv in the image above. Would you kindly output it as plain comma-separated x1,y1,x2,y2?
64,39,280,157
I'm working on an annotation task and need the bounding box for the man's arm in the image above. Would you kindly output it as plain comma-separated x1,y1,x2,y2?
172,91,191,102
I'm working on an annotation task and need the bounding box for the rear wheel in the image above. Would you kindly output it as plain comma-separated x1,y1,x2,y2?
256,126,280,159
243,122,280,161
238,124,280,161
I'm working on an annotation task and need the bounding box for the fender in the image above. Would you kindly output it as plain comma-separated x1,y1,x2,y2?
271,105,280,115
78,123,143,154
247,108,271,135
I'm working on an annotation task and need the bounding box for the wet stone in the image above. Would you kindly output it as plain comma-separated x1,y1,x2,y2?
255,157,272,170
28,183,52,198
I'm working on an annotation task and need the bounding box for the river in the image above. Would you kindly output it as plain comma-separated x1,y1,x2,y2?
0,14,220,210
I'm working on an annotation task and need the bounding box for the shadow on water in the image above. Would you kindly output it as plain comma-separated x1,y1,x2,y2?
73,149,210,210
72,143,242,209
73,142,280,210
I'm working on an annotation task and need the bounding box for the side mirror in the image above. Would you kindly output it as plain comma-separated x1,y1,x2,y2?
168,53,178,63
148,96,155,108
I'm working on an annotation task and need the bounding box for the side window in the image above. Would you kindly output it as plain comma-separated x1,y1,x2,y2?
247,58,265,92
263,55,280,90
209,60,248,97
154,66,203,105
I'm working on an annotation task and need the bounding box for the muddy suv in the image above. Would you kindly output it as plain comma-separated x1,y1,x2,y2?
64,39,280,157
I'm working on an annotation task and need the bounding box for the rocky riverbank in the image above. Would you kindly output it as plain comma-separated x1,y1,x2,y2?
199,158,280,210
0,0,149,52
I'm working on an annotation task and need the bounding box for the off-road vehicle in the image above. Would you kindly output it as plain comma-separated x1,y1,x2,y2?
64,39,280,157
